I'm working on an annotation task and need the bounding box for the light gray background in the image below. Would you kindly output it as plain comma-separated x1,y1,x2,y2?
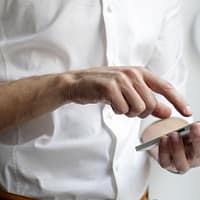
149,0,200,199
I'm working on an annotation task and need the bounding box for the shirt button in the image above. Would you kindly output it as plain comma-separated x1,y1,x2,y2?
114,164,119,172
107,5,112,13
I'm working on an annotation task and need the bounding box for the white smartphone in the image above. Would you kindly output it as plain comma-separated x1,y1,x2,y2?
135,122,196,151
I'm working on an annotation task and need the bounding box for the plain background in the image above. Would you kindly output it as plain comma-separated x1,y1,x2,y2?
149,0,200,199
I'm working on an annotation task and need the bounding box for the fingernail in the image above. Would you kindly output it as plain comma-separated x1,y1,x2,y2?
184,105,192,116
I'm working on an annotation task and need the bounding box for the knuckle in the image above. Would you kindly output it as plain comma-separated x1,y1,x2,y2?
117,106,129,115
134,103,146,114
146,101,157,113
122,68,134,76
132,70,141,79
136,66,146,73
100,84,115,100
115,71,127,82
105,79,117,93
124,67,142,79
121,105,129,114
135,66,148,77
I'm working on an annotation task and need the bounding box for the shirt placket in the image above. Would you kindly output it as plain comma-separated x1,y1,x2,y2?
102,0,116,66
102,0,120,199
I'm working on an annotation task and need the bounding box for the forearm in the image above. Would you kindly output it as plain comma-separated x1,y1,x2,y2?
0,73,71,131
142,117,189,160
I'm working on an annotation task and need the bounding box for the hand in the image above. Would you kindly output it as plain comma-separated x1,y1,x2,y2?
64,66,192,118
159,122,200,173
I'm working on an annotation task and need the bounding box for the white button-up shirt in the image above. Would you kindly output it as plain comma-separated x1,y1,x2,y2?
0,0,188,200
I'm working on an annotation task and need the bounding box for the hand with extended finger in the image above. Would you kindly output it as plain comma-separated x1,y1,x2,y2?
64,66,192,118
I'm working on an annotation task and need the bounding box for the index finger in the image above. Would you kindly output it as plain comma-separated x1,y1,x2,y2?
143,69,192,117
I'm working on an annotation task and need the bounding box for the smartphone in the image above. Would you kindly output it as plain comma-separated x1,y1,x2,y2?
135,122,195,151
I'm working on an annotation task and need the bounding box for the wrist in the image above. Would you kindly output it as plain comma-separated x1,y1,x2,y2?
58,72,76,104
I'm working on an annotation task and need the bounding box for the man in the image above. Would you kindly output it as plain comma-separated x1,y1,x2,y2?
0,0,199,200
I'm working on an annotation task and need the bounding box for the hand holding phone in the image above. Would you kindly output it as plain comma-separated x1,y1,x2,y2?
135,122,197,151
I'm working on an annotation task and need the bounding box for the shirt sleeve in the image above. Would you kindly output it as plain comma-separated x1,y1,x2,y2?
139,0,193,136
